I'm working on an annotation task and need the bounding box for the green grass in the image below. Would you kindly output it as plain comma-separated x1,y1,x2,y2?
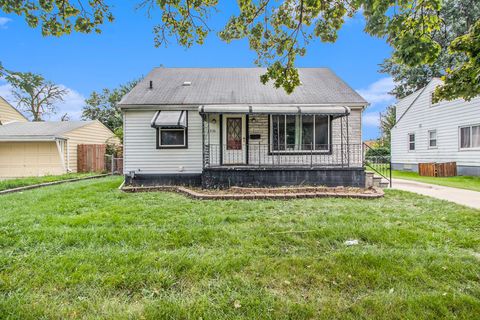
393,170,480,192
0,176,479,319
0,172,98,191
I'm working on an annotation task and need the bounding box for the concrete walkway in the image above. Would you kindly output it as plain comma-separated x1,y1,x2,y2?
392,179,480,210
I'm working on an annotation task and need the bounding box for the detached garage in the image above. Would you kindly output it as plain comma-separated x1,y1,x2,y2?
0,120,117,178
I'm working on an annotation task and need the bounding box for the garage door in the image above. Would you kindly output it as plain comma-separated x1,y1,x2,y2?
0,142,64,178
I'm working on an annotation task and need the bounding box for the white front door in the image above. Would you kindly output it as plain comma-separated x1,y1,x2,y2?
222,114,246,164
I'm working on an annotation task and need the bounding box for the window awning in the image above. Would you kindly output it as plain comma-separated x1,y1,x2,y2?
199,105,350,117
151,110,187,128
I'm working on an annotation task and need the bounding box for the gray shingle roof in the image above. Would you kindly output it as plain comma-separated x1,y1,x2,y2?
119,68,368,107
0,121,95,141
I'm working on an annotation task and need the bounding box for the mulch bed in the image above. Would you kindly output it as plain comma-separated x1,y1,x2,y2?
121,184,384,200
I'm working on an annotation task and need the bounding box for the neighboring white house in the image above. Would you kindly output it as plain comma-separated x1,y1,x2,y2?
391,78,480,176
119,67,369,188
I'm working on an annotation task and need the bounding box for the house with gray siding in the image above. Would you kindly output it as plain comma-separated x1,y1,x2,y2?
391,78,480,176
119,67,368,188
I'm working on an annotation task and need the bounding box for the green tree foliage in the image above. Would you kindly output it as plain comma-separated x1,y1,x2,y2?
380,0,480,99
2,0,477,100
365,145,390,158
0,0,114,36
379,104,396,148
434,20,480,102
82,79,141,132
0,64,67,121
218,0,443,93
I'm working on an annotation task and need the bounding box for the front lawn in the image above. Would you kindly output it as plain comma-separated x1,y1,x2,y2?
0,177,479,319
393,170,480,192
0,172,98,191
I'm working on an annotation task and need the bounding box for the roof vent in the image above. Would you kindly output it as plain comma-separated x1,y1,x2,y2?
182,81,192,86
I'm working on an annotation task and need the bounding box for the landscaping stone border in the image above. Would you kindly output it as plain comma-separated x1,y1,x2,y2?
0,174,111,195
121,184,384,200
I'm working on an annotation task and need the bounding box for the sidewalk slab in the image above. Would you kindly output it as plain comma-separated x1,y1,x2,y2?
392,178,480,210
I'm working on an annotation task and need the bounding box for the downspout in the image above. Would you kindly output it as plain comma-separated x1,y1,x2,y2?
66,139,71,172
123,110,126,176
55,138,67,173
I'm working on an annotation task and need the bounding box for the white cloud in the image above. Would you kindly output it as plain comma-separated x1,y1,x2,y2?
49,85,86,120
0,80,85,121
357,77,396,136
0,17,11,29
363,112,380,127
356,77,395,108
0,82,15,102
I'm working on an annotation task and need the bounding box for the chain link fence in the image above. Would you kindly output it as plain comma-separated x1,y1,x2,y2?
105,154,123,175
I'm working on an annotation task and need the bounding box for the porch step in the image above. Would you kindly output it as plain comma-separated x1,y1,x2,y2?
366,172,390,189
379,181,390,188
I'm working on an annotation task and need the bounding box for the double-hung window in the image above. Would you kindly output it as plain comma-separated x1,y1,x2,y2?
151,110,188,149
460,124,480,150
408,133,415,151
270,115,330,152
428,130,437,148
159,128,186,147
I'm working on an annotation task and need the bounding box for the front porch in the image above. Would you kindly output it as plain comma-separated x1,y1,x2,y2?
200,106,363,168
199,105,365,188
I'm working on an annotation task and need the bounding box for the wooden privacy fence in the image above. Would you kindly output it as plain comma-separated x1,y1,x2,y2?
418,162,457,177
77,144,106,173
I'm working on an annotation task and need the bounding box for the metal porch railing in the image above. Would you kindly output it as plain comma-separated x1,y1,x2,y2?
363,143,392,187
203,143,364,168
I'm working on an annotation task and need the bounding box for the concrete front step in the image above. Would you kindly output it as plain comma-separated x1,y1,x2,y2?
366,171,390,189
379,181,390,188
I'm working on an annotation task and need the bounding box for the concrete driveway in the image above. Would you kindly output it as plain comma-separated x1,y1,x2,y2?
392,179,480,210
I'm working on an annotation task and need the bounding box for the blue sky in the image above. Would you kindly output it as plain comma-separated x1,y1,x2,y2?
0,2,396,139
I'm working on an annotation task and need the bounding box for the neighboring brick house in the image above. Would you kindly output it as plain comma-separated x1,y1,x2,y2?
119,67,368,188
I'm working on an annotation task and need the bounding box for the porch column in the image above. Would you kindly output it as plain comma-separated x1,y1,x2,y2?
346,114,350,167
201,113,206,169
340,116,344,168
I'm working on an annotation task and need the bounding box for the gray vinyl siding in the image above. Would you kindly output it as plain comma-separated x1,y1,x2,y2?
391,78,480,170
394,89,422,123
124,110,203,174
